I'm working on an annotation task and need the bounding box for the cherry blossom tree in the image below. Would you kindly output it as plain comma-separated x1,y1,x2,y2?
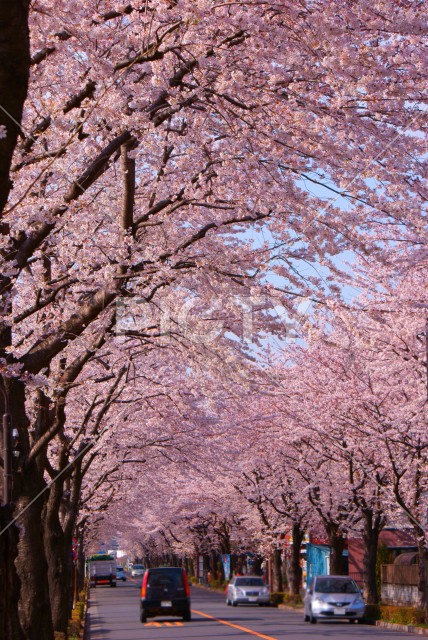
270,262,428,604
0,2,427,637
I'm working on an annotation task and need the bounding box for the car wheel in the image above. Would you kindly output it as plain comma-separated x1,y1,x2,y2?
226,599,230,606
309,608,317,624
232,601,238,607
304,613,310,622
182,610,191,622
140,610,147,624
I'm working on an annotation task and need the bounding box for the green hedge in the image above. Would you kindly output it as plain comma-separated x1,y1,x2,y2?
270,592,303,607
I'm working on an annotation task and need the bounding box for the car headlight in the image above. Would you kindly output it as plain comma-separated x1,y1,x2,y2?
235,588,244,596
261,587,270,594
353,595,364,605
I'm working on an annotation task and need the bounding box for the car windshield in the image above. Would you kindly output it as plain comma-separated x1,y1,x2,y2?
235,578,265,587
315,578,359,594
133,565,144,570
148,572,183,588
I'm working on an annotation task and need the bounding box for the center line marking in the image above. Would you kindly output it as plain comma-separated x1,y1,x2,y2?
191,609,279,640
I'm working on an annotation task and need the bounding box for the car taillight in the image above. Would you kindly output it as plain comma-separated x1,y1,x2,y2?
141,571,149,598
182,570,190,597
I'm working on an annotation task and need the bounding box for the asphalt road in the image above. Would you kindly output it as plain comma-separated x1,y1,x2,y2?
87,578,419,640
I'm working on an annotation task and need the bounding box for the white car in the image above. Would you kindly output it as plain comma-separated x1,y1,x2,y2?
131,564,145,577
304,575,365,623
226,576,270,606
116,566,126,581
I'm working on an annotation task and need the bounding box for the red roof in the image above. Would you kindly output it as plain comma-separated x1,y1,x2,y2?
379,529,416,548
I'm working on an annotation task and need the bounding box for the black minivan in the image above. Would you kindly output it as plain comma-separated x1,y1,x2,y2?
140,567,191,623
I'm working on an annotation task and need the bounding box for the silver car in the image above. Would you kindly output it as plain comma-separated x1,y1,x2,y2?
131,564,145,577
304,575,365,623
226,576,270,606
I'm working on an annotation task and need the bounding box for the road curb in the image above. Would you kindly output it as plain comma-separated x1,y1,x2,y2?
376,621,428,636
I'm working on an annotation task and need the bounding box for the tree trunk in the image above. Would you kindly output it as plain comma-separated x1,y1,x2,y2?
252,555,263,576
208,550,217,580
362,512,382,604
14,487,54,640
289,522,304,595
194,551,200,580
44,482,73,635
218,557,225,582
76,529,86,594
325,523,345,575
271,548,283,592
234,555,244,575
5,380,53,640
0,509,5,637
416,540,428,610
185,556,194,578
0,505,25,639
0,0,31,213
13,382,52,636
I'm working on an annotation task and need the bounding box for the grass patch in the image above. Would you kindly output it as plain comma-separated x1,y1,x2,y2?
209,578,227,590
379,605,426,626
365,604,427,627
283,593,303,607
270,592,302,607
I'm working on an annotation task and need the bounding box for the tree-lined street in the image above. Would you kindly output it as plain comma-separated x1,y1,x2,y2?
0,1,427,638
87,582,421,640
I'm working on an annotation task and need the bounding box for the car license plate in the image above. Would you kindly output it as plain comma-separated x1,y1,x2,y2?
333,607,345,615
161,601,172,607
249,597,257,602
